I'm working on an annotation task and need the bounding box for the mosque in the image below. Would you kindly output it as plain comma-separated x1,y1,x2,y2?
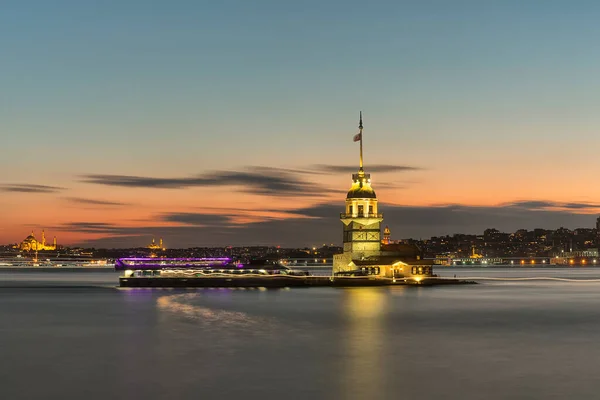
147,238,165,251
332,114,435,280
16,230,58,252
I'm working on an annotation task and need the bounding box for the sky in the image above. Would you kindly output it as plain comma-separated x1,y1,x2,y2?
3,0,600,248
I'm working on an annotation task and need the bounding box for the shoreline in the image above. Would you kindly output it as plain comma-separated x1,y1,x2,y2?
118,275,476,288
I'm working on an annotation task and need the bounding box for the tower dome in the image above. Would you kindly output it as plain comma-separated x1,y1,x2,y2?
346,170,376,199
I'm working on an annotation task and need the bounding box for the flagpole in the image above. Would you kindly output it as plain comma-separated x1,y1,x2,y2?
359,111,363,170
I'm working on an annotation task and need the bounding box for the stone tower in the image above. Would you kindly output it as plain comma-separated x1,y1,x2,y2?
333,113,383,273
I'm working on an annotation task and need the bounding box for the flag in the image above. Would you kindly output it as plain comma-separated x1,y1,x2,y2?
353,132,362,142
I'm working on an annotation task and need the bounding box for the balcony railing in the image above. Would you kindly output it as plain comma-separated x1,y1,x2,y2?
340,213,383,219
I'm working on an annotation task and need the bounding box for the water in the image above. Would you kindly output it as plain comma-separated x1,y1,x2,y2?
2,268,600,399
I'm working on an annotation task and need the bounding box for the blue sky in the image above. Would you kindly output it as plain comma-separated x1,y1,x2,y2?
3,1,600,246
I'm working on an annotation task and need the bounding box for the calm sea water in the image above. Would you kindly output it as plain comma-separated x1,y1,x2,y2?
2,267,600,399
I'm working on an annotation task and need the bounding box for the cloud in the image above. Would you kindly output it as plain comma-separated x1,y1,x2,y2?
506,200,556,210
81,167,330,197
562,202,600,210
59,222,121,234
160,213,236,226
66,199,600,248
79,163,420,198
64,197,130,207
311,164,421,174
80,174,197,189
0,184,65,193
373,182,407,190
504,200,600,211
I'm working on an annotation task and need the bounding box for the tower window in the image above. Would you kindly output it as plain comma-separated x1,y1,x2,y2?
349,205,353,214
369,205,373,215
358,205,364,215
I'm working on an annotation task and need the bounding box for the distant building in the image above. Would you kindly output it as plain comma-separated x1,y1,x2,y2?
382,226,391,244
470,245,484,259
332,114,434,279
147,238,165,251
16,230,57,251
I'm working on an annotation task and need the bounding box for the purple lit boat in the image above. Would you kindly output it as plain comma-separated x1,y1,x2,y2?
115,258,467,288
115,257,232,271
116,258,311,285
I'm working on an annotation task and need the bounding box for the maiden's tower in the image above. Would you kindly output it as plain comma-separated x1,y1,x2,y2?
333,114,435,280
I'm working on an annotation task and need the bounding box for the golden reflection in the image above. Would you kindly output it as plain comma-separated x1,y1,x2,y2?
339,288,387,400
346,288,386,319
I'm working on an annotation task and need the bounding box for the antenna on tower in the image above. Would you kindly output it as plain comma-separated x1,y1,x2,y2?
358,111,364,170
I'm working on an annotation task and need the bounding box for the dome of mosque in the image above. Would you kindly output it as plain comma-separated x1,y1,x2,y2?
15,231,57,252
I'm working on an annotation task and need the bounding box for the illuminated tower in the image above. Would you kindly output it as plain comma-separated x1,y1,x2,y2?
383,226,391,245
333,113,383,273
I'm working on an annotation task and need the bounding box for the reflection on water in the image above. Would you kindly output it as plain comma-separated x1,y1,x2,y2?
340,288,387,400
157,293,257,327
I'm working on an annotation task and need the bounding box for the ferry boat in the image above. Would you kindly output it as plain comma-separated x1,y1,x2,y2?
116,257,310,278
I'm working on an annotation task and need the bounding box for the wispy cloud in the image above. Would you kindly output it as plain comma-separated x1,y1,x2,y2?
64,197,131,207
79,163,419,198
160,213,236,226
0,184,65,193
373,182,407,190
505,200,600,211
311,164,422,174
59,222,120,234
81,167,331,197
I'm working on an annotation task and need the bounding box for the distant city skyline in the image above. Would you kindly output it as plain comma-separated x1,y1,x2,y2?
3,1,600,247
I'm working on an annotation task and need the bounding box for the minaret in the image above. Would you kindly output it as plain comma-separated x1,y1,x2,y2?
53,236,57,249
159,238,163,249
42,230,46,246
333,113,384,273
